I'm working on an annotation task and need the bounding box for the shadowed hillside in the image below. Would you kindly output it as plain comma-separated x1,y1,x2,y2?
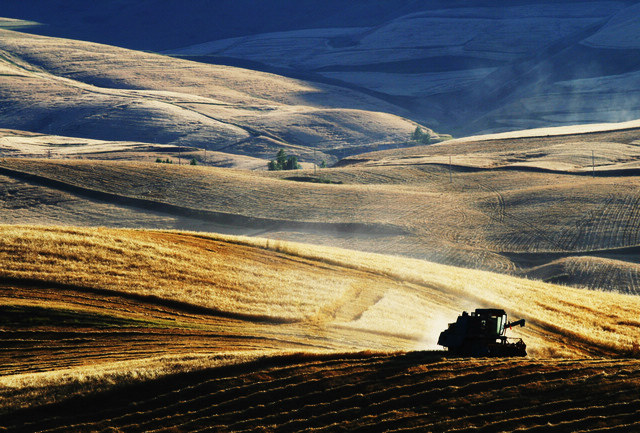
6,1,640,134
2,353,639,433
0,29,430,164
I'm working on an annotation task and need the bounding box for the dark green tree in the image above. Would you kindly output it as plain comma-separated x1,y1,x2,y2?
411,126,431,144
319,160,327,168
285,155,301,170
276,149,287,167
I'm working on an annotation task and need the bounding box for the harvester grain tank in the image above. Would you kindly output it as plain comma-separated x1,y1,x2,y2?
438,308,526,357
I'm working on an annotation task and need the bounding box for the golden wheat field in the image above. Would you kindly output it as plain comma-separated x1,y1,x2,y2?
0,225,639,431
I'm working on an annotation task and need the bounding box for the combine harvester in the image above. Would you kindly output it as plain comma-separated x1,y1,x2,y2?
438,308,526,357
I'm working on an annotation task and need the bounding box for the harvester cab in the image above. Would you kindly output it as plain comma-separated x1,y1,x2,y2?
437,308,526,357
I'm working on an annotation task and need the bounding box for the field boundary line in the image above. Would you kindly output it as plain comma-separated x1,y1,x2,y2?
0,164,408,236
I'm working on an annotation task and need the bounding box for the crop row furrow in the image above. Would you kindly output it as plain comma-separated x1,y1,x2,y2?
606,195,631,249
155,360,616,431
349,380,640,433
474,182,562,252
601,192,639,249
583,193,618,250
4,358,639,433
427,389,640,432
100,361,509,432
619,194,640,246
563,194,615,251
445,400,640,433
501,406,640,433
19,356,403,433
615,193,640,248
576,418,640,432
229,361,569,431
108,365,419,432
160,365,589,433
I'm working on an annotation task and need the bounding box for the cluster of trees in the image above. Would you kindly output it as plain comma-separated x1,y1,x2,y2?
155,157,198,165
411,126,432,144
268,149,301,171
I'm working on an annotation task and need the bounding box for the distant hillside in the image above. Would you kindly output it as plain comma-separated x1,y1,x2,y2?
0,29,432,163
1,1,553,51
5,0,640,135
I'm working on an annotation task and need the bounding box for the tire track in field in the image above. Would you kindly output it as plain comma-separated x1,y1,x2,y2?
469,177,562,252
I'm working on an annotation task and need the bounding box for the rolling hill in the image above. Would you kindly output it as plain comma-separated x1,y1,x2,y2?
6,1,640,135
0,225,638,430
1,6,640,431
6,1,640,151
2,121,640,293
0,29,431,165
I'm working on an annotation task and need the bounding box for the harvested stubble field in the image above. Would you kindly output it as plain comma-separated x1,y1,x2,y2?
3,124,640,294
0,226,639,432
3,353,640,433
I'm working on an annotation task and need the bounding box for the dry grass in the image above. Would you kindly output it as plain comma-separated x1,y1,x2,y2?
0,225,354,321
0,351,269,414
342,126,640,172
1,225,638,357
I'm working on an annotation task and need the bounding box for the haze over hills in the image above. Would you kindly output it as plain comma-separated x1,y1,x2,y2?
5,0,640,135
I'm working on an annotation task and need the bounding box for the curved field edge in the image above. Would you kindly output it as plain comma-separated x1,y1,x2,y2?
1,225,639,358
1,351,639,432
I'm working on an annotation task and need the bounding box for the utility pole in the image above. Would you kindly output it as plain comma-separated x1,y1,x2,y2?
314,149,317,176
592,150,595,177
449,155,452,183
178,145,182,165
